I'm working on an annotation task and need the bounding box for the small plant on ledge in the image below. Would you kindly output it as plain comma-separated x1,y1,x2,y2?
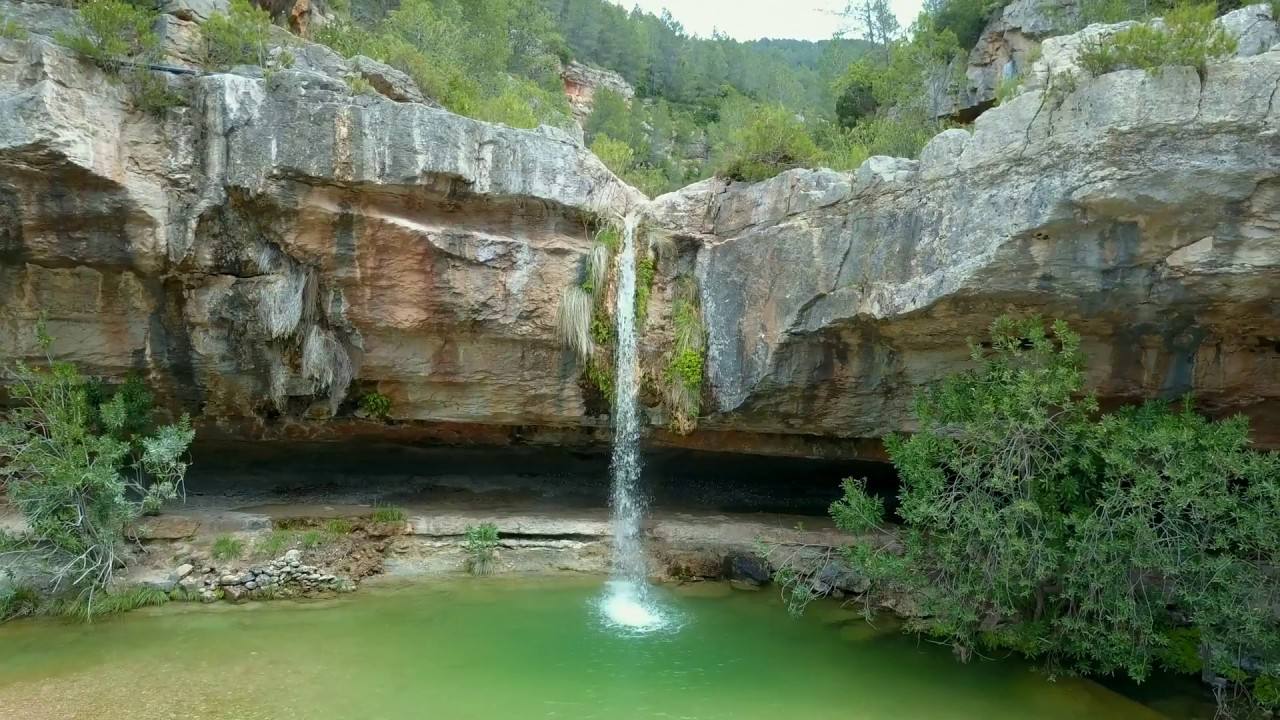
359,391,392,421
371,505,407,523
464,523,500,576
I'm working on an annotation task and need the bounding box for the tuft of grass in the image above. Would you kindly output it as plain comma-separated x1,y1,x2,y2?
253,530,295,559
299,529,334,549
584,243,611,298
663,280,705,434
464,523,500,576
325,518,355,534
0,13,27,40
0,584,40,622
634,253,655,327
346,74,379,96
556,285,594,363
211,534,245,561
371,505,406,523
45,586,170,620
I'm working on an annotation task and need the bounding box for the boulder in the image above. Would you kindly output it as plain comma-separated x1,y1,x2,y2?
348,55,430,105
721,553,772,587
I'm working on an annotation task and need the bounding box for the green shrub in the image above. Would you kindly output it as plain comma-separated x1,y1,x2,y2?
57,0,158,72
370,505,406,523
211,535,245,560
464,523,499,575
590,134,636,178
359,392,392,420
346,75,379,96
804,315,1279,713
1078,3,1237,78
0,13,27,40
201,0,273,70
713,103,820,182
1,321,194,605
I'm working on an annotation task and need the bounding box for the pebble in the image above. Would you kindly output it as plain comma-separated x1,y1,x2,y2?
175,563,194,579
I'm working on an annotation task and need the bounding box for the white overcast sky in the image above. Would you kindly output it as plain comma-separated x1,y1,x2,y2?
609,0,926,41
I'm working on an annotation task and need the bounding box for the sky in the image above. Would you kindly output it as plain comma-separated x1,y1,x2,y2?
609,0,926,41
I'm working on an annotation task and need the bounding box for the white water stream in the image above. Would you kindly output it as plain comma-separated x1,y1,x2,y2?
599,213,673,633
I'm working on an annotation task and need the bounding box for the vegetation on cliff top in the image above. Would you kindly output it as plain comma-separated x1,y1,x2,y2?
779,316,1280,714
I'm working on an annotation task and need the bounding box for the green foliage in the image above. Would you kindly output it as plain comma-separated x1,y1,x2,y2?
464,523,499,575
994,71,1023,105
371,505,406,523
822,315,1280,712
662,285,705,433
1255,674,1280,710
634,254,655,326
44,585,170,619
585,356,614,401
1,323,194,603
57,0,158,72
590,134,636,178
1078,3,1237,78
360,392,392,420
0,584,39,621
55,0,185,116
712,103,820,182
202,0,272,70
346,75,379,96
923,0,1004,49
313,0,572,129
0,13,27,40
211,535,245,561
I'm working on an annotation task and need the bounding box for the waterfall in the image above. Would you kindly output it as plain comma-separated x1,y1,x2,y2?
599,212,669,632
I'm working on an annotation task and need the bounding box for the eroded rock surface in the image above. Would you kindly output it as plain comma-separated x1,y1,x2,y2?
657,50,1280,446
0,4,1277,455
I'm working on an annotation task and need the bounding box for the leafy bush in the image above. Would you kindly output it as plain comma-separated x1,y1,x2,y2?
346,75,379,96
0,323,194,607
713,103,820,182
201,0,273,70
464,523,499,575
1078,3,1237,78
634,254,655,326
211,535,245,561
814,316,1279,711
57,0,158,72
359,392,392,420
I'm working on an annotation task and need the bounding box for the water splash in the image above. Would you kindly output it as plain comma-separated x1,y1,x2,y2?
598,212,673,634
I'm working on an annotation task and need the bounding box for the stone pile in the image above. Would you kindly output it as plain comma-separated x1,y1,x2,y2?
197,550,348,603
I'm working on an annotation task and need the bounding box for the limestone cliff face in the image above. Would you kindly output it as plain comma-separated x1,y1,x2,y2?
0,3,1277,454
0,7,643,443
657,47,1280,446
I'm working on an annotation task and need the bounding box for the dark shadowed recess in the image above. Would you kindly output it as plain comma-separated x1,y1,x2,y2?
183,440,902,516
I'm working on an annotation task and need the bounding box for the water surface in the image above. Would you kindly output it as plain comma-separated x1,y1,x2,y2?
0,579,1209,719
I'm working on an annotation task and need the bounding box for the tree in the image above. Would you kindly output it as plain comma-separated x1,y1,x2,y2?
0,321,195,612
793,316,1280,714
843,0,900,59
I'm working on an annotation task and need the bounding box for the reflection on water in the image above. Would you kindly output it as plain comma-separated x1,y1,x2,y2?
0,578,1213,720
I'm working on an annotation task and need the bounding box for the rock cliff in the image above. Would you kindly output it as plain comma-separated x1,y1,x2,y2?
0,1,1277,455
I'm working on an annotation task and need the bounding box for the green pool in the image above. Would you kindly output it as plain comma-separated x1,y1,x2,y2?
0,578,1209,719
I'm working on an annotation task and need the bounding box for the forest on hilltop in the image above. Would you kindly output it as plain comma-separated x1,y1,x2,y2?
309,0,1238,194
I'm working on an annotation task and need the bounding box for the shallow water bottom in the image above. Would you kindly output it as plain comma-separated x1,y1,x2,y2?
0,578,1210,720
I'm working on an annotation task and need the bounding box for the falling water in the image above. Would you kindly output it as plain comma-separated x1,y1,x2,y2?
599,212,670,632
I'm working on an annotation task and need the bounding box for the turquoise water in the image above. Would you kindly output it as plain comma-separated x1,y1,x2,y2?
0,578,1209,719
